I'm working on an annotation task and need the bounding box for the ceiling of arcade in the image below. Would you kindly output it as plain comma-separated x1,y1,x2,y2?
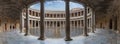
0,0,118,20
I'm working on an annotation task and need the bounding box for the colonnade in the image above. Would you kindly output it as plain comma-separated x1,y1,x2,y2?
20,0,96,41
29,11,83,18
21,20,91,29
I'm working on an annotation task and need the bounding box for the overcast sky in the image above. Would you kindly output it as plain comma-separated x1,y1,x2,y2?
30,1,84,11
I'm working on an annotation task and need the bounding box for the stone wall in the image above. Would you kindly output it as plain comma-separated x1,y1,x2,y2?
0,17,19,32
96,0,120,33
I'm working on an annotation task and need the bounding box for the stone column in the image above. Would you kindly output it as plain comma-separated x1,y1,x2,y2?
32,20,34,28
91,11,94,33
46,21,47,29
83,6,88,36
70,21,71,28
31,20,33,28
22,17,24,32
79,20,80,28
20,11,23,33
65,0,72,41
38,0,45,40
30,20,33,34
74,21,75,28
91,8,95,33
60,21,61,28
51,21,52,28
77,20,79,28
24,6,29,36
49,21,50,28
38,21,40,28
63,21,64,28
34,21,36,28
79,20,81,28
54,21,55,28
56,21,57,28
94,11,96,31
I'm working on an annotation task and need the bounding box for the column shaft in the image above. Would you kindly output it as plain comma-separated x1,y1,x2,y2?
38,0,45,40
83,6,88,36
94,11,96,31
20,12,23,33
91,11,95,33
24,6,29,36
65,0,72,41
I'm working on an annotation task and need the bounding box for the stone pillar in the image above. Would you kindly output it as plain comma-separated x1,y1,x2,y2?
83,6,88,36
63,21,65,28
54,21,55,28
60,21,61,28
70,21,71,28
77,20,79,28
20,11,23,33
31,20,33,28
49,21,50,28
56,21,57,28
78,20,81,28
38,21,40,28
46,21,47,29
93,10,96,31
79,20,81,28
73,21,74,28
91,10,95,33
74,21,75,28
34,21,36,28
38,0,45,40
24,6,29,36
65,0,72,41
22,17,24,32
31,20,33,34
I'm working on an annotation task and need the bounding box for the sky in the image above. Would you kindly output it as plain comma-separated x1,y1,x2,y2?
30,1,84,11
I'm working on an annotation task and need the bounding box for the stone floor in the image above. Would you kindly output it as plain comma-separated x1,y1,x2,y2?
0,29,119,44
29,27,84,38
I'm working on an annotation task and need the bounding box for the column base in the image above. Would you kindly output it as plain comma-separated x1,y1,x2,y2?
65,37,72,41
83,33,89,36
91,31,95,33
20,31,22,33
38,36,45,40
19,30,22,33
92,31,95,33
116,30,120,34
24,33,28,36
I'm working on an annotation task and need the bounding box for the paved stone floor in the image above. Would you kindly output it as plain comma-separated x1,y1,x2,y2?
29,27,84,38
0,29,119,44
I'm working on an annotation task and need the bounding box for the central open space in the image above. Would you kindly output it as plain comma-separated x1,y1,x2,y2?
23,1,87,38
